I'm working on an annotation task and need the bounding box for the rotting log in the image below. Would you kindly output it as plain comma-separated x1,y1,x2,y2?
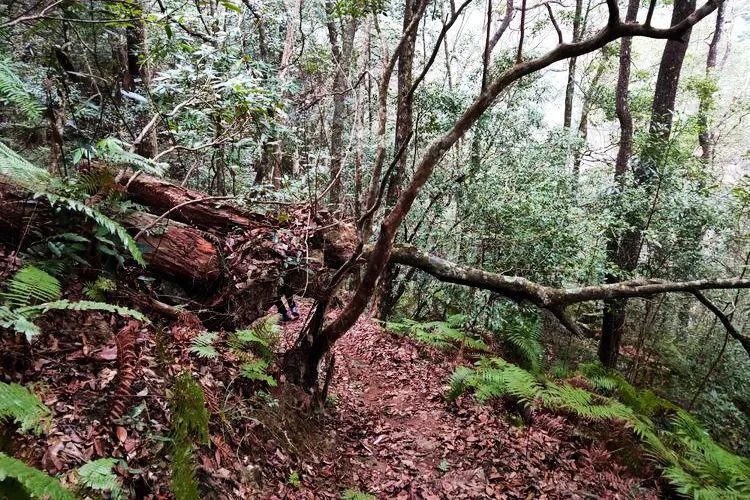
0,183,222,285
122,212,221,284
115,169,263,230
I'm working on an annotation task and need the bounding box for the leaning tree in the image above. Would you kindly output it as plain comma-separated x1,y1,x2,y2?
282,0,743,390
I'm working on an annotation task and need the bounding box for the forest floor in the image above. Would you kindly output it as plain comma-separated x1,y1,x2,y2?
273,303,661,499
0,279,662,499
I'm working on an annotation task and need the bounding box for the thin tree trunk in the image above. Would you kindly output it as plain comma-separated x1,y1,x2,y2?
377,0,420,319
326,4,357,207
563,0,583,129
698,1,725,164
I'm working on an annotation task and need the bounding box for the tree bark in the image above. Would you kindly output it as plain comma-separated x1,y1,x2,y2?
563,0,584,129
376,0,421,319
600,0,639,368
698,1,725,164
325,4,358,207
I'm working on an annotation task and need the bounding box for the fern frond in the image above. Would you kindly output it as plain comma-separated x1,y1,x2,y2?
459,357,543,404
447,366,474,402
17,299,148,323
40,193,145,266
501,310,543,371
96,137,166,176
189,332,220,359
0,58,43,121
0,453,73,500
387,317,488,352
0,382,51,434
76,458,125,499
0,306,41,340
0,141,51,190
1,265,62,308
239,358,277,386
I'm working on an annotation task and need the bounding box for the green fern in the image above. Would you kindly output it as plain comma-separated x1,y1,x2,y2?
17,299,148,322
0,141,52,191
83,276,117,301
0,143,145,266
0,382,51,434
189,332,220,359
449,357,542,404
386,315,488,352
0,58,43,121
2,298,148,341
341,489,375,500
454,356,750,499
76,458,125,499
189,318,279,387
500,308,543,372
95,137,166,176
240,358,277,386
0,453,74,500
1,265,62,308
41,193,145,266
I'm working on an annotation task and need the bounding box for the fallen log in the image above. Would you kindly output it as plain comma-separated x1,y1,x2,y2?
115,169,357,268
0,173,357,327
115,169,263,230
0,180,222,285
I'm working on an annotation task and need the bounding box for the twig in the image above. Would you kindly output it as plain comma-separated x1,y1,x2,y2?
133,196,235,241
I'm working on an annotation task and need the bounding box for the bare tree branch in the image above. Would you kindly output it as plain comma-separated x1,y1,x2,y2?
545,3,564,44
385,244,750,353
692,291,750,356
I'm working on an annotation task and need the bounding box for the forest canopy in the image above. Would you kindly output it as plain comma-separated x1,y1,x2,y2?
1,0,749,497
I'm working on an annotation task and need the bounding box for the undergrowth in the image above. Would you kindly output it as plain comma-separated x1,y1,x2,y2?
449,357,750,498
385,314,489,352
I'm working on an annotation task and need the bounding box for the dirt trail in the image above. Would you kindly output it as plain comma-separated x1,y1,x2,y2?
285,313,659,499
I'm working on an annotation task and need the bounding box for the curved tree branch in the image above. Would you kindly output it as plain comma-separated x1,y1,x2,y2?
386,244,750,354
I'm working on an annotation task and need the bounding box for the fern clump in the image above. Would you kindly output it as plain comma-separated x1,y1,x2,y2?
452,356,750,498
498,306,543,372
0,143,145,266
0,453,74,500
76,458,126,499
386,314,489,352
661,411,750,499
83,276,117,301
0,58,43,122
0,264,148,340
189,315,280,387
448,357,542,404
0,381,52,434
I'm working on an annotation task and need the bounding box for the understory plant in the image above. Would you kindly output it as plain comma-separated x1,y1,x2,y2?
449,358,750,498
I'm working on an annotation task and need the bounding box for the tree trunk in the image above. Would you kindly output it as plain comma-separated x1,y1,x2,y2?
376,0,420,319
325,5,357,207
698,1,725,164
599,0,696,368
127,0,158,159
563,0,583,130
